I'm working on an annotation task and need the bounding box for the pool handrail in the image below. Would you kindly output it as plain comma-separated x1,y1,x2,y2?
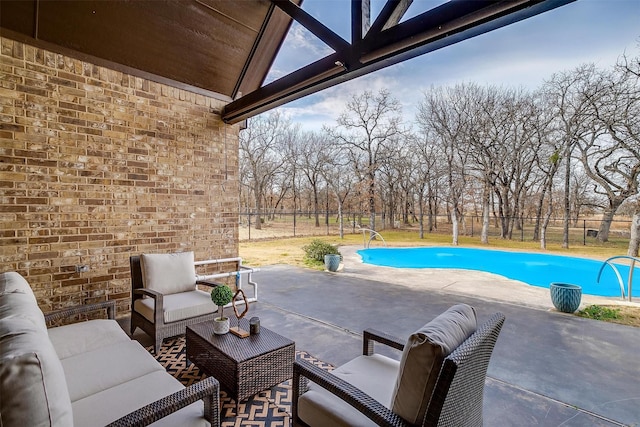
358,228,387,249
596,255,638,301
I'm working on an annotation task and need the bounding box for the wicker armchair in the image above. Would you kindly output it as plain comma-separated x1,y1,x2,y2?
292,307,505,427
130,253,219,353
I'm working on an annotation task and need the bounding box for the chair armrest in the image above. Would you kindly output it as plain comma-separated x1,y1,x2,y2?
132,288,164,326
363,328,405,355
292,359,408,427
44,300,116,324
196,280,221,289
105,376,220,427
133,288,162,299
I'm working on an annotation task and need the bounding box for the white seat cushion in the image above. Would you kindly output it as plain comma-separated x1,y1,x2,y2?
62,340,165,402
72,370,207,427
48,319,130,360
391,304,477,424
298,354,399,427
141,252,196,295
134,289,216,324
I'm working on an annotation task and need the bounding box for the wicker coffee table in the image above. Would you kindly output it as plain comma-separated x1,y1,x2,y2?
186,318,295,412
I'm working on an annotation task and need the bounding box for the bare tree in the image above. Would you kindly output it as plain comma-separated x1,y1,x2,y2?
619,50,640,255
295,131,331,227
412,131,444,238
417,86,472,245
528,89,561,247
320,140,355,239
575,63,640,242
239,111,292,230
377,136,405,229
543,66,595,247
326,89,404,232
473,87,541,239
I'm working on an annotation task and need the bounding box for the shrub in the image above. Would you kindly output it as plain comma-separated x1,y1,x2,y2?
303,239,341,263
577,305,621,321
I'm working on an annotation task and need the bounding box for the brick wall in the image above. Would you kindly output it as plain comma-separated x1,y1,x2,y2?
0,37,240,315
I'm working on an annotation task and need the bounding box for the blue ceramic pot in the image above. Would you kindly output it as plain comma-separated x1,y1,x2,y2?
550,283,582,313
324,254,341,272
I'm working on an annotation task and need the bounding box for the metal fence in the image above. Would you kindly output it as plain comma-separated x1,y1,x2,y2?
239,211,632,249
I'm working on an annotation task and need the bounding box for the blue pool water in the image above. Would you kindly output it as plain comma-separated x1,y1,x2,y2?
357,247,639,298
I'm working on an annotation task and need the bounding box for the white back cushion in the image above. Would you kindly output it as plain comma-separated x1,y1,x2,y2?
391,304,477,424
140,252,196,295
0,272,74,427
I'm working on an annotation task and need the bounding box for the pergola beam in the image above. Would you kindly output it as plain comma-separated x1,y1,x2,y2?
273,0,350,53
222,0,576,124
367,0,413,35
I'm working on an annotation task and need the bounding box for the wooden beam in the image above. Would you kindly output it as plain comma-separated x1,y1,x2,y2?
273,0,350,53
367,0,413,36
351,0,370,43
222,0,576,123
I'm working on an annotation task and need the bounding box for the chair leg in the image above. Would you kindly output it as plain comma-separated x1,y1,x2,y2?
154,336,163,354
292,367,308,427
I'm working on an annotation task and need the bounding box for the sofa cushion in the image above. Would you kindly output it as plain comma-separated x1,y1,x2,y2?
134,289,216,324
298,354,399,427
72,370,207,427
391,304,477,424
0,271,47,331
62,340,165,402
48,319,131,360
0,271,38,298
0,317,74,427
140,252,196,295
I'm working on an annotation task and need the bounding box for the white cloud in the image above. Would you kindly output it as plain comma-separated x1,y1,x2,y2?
267,0,640,132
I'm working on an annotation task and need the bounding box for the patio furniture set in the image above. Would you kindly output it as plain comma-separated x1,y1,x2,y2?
1,251,505,427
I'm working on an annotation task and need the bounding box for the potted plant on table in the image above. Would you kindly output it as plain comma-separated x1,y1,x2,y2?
211,285,234,334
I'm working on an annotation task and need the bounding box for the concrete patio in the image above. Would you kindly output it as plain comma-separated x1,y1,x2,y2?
124,247,640,426
244,247,640,427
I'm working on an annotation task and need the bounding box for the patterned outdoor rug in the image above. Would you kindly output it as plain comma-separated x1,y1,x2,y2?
147,336,334,426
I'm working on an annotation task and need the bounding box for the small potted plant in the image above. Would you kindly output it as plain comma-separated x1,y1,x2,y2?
211,285,234,334
303,239,342,272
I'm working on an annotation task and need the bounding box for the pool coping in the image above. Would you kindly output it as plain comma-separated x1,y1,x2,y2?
338,245,640,311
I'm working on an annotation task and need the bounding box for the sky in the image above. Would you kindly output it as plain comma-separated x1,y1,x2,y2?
265,0,640,132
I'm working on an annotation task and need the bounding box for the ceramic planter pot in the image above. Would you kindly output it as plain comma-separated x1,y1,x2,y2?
324,254,341,272
550,283,582,313
212,317,230,334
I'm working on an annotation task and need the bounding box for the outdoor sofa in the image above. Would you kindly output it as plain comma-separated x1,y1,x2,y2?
0,271,220,427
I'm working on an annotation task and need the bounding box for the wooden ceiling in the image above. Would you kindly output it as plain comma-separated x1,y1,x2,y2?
0,0,294,102
2,1,576,124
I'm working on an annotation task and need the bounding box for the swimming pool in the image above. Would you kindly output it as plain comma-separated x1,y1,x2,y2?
357,247,639,298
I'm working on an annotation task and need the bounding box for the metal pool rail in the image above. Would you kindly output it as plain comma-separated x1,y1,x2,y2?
358,228,387,249
596,255,639,301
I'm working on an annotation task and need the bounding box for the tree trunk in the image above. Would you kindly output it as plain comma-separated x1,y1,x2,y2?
253,183,262,230
540,181,554,250
313,187,320,227
451,206,459,246
481,184,490,244
338,199,344,239
368,171,376,231
598,207,617,243
562,143,571,248
628,213,640,257
418,192,425,239
532,183,547,241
